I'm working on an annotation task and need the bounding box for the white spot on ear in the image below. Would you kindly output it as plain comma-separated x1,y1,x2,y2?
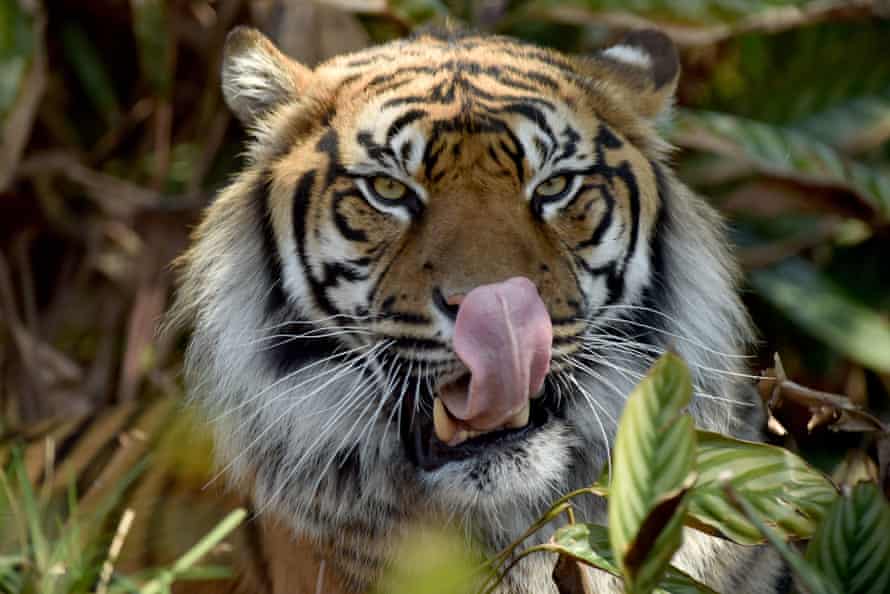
224,50,290,118
602,45,652,69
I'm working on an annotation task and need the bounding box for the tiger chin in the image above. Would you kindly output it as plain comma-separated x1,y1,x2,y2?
170,24,790,594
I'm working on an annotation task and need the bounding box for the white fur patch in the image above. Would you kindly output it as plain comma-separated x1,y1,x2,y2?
223,50,289,118
602,45,652,69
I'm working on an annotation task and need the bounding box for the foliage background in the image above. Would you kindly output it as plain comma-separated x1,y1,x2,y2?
1,0,889,554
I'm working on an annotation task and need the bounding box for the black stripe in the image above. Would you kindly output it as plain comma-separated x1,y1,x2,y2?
316,129,341,186
292,169,341,317
331,188,369,242
357,131,396,167
493,102,556,144
382,75,556,110
630,160,671,347
503,64,560,90
577,183,615,248
256,177,288,316
386,109,427,143
774,561,793,593
614,161,641,288
554,124,581,164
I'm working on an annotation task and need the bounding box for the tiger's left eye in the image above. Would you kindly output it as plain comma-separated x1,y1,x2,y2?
533,175,569,198
371,176,408,200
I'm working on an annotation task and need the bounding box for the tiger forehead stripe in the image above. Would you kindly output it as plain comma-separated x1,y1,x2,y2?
327,37,584,98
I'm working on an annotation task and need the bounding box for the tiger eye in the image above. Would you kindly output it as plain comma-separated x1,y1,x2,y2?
534,175,568,198
371,176,408,200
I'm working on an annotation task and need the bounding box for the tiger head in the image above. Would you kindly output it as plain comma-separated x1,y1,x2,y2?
173,25,755,590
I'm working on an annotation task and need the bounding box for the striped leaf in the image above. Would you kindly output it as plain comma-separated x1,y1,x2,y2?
523,1,867,47
689,21,890,125
749,258,890,374
533,0,825,25
549,523,718,594
593,429,838,545
805,482,890,594
796,88,890,153
608,353,697,594
728,487,840,594
687,431,838,545
671,109,890,221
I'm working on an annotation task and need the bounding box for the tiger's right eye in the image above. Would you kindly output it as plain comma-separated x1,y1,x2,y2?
533,175,569,199
371,176,408,201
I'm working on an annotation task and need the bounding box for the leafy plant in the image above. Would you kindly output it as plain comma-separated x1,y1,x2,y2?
0,448,244,594
473,354,889,594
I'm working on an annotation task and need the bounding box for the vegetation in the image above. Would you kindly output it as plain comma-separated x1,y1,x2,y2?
2,1,889,593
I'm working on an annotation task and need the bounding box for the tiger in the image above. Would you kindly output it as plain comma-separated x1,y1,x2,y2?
168,24,790,594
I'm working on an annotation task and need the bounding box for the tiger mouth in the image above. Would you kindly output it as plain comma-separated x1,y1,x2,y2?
399,275,556,472
407,375,553,472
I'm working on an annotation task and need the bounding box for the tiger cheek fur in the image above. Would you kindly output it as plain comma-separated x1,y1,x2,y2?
172,25,789,594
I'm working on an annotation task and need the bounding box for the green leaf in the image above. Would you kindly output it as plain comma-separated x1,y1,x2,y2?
728,487,839,594
59,23,120,124
11,449,50,573
0,0,36,118
688,431,838,545
390,0,450,23
749,257,890,373
690,21,890,124
531,0,816,26
551,523,619,576
805,482,890,594
131,0,172,97
373,526,480,594
795,87,890,153
671,109,890,221
140,508,247,594
593,429,838,545
608,353,697,594
549,523,719,594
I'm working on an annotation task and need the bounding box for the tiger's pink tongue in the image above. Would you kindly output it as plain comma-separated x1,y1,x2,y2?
440,277,552,433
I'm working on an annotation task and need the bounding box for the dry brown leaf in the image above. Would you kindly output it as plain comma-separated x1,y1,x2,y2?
833,448,880,489
759,353,889,436
553,555,595,594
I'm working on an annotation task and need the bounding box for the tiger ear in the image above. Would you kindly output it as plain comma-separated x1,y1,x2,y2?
221,26,316,126
596,29,680,121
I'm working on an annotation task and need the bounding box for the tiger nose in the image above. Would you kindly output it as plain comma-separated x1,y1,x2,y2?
432,288,465,321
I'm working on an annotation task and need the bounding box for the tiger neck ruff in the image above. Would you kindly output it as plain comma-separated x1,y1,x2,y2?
171,26,785,594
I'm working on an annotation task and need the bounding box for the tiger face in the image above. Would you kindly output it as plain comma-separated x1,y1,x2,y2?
174,25,758,592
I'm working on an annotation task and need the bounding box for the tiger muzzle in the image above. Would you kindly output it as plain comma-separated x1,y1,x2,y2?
409,277,554,470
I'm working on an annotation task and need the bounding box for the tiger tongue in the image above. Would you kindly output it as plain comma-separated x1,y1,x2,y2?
442,277,552,432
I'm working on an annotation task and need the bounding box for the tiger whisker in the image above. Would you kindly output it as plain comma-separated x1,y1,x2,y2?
208,341,379,424
251,313,381,333
572,350,757,407
273,343,392,507
379,358,411,451
564,372,613,483
575,314,749,362
204,342,390,489
269,386,378,514
577,336,774,382
585,304,756,359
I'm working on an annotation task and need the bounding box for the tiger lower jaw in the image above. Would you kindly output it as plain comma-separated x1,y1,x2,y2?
415,416,574,514
409,389,553,471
